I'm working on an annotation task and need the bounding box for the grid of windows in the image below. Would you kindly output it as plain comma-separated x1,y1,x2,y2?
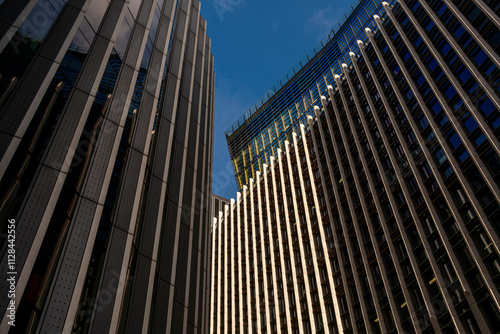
217,0,500,333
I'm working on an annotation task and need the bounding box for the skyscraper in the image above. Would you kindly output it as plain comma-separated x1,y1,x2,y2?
0,0,214,333
213,0,500,333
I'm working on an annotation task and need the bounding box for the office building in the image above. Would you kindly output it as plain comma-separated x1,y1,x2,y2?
213,0,500,333
0,0,214,333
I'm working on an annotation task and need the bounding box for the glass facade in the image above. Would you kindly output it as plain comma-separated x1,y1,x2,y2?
216,0,500,333
226,0,397,190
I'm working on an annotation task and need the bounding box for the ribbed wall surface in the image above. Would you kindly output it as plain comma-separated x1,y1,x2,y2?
215,0,500,333
0,0,214,333
212,127,343,334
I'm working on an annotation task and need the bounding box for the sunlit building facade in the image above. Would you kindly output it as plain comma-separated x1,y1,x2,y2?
0,0,214,333
212,125,345,334
214,0,500,333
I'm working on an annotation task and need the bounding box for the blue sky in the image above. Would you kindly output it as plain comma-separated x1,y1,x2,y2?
200,0,357,200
